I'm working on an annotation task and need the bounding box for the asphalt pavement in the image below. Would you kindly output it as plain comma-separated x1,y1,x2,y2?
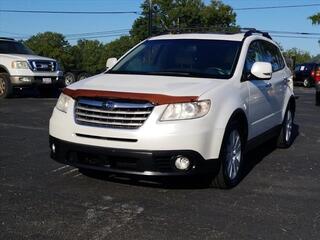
0,87,319,240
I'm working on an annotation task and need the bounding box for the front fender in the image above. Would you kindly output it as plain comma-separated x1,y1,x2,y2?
200,82,249,159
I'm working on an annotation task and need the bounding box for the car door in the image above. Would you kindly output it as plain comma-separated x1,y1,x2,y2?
244,40,278,139
260,41,287,125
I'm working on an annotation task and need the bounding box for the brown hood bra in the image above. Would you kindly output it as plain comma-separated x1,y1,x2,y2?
63,88,199,105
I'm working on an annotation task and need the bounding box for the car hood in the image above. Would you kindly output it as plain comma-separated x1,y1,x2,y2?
68,73,226,98
0,54,56,61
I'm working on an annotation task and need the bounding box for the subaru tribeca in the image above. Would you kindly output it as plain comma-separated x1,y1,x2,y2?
49,30,295,188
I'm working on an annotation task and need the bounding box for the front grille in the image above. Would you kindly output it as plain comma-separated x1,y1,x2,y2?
28,60,56,72
75,98,154,129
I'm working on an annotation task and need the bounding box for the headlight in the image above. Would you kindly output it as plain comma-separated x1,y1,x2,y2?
11,61,29,69
56,93,72,113
160,100,211,121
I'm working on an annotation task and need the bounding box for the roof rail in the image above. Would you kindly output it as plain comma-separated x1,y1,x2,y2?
241,28,272,40
0,37,15,41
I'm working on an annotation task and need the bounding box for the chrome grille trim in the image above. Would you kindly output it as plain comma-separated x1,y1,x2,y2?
76,106,152,115
28,60,56,72
75,98,154,129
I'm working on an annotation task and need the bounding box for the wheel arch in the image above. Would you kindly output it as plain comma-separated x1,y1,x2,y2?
0,65,10,74
227,109,249,143
207,106,249,160
282,95,296,120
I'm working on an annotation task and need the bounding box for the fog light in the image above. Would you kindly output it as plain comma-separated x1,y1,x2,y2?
174,156,190,170
51,143,56,154
19,77,32,82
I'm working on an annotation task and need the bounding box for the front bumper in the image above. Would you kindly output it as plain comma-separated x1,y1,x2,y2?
49,136,218,176
10,75,63,87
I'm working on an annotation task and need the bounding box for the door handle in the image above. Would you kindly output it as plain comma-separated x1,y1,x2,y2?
264,82,272,88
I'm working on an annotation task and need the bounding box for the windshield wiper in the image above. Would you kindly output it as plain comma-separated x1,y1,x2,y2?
149,71,216,78
107,70,221,78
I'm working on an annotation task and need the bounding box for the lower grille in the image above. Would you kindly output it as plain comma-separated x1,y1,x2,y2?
75,98,154,129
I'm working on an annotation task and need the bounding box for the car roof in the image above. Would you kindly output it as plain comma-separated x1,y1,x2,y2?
0,37,16,42
149,33,246,41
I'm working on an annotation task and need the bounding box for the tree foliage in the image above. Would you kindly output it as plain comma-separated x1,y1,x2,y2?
309,13,320,25
131,0,237,42
72,39,105,74
24,32,74,70
311,54,320,63
282,48,312,65
24,0,237,74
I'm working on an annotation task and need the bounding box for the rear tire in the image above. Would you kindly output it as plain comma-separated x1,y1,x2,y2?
0,73,12,99
211,121,244,189
77,72,90,81
277,105,294,148
63,72,76,87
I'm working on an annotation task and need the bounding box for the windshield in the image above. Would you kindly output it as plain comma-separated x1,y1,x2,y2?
0,41,34,54
109,39,241,79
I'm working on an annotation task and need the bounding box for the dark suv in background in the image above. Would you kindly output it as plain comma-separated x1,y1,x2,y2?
293,63,319,88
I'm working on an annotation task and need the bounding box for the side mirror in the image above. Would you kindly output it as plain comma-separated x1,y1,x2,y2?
106,58,117,70
251,62,272,80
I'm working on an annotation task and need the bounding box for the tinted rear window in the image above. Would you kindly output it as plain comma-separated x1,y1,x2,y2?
0,41,34,54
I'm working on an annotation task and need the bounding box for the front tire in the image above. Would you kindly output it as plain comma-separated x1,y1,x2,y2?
277,106,294,148
211,121,244,189
0,73,12,99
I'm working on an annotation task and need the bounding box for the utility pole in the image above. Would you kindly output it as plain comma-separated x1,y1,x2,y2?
148,0,152,37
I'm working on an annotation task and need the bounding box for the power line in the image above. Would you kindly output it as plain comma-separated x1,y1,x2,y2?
65,29,130,37
0,9,140,14
271,35,320,40
66,33,128,40
234,3,320,11
266,30,320,36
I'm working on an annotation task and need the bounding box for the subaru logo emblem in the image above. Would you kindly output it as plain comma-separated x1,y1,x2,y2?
103,101,115,110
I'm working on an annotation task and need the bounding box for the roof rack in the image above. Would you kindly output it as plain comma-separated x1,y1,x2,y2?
0,37,15,41
241,28,272,40
153,27,273,40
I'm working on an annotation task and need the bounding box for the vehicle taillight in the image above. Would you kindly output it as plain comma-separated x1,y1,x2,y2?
315,69,320,83
311,70,315,77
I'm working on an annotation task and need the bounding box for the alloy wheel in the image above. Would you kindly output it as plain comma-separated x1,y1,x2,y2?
0,77,6,95
285,110,293,142
225,130,242,180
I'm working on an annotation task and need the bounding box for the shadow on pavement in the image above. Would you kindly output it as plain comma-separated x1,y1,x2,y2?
11,87,61,98
241,123,299,181
80,124,300,190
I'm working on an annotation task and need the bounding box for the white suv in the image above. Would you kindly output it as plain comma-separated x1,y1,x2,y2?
0,37,63,98
49,30,295,188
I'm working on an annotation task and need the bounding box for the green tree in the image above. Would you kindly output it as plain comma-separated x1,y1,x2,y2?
73,39,105,74
309,13,320,25
311,54,320,63
130,0,237,42
283,48,312,65
24,32,74,70
102,36,135,61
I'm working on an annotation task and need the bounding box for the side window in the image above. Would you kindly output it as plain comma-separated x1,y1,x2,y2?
244,41,264,74
261,41,284,72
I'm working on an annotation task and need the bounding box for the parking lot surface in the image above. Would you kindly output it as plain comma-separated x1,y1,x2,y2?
0,87,319,240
